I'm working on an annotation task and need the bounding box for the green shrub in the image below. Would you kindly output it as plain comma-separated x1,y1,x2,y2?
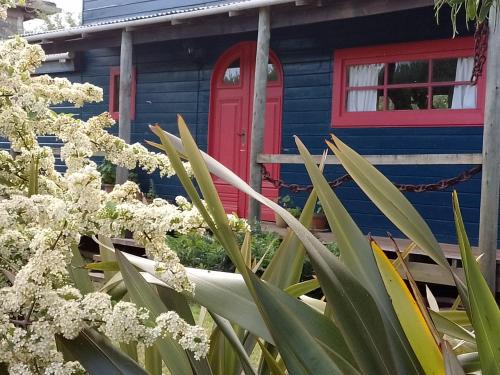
166,231,282,272
166,233,228,271
167,230,338,282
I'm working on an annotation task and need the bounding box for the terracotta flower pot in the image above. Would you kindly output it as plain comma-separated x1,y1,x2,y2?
102,183,115,193
311,213,329,232
275,213,288,228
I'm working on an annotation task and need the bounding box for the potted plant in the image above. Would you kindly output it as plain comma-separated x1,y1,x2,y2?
98,161,142,197
311,200,329,232
97,159,116,192
275,195,302,228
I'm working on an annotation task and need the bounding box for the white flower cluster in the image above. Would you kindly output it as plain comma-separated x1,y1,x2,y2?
156,311,209,360
0,289,209,374
96,192,248,292
0,35,235,373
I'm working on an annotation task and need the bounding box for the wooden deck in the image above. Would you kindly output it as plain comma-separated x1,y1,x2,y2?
260,222,500,291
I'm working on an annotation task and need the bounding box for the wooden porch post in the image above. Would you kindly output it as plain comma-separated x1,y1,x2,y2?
116,29,133,184
248,6,271,225
478,7,500,293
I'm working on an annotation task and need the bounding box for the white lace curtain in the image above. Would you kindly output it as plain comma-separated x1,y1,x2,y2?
346,64,383,112
452,57,477,109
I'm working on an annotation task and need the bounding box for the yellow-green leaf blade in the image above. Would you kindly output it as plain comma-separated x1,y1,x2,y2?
371,240,445,375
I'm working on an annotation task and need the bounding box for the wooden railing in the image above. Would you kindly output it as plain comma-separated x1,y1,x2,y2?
257,153,483,165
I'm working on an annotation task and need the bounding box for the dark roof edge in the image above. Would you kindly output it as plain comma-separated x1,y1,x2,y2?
24,0,293,41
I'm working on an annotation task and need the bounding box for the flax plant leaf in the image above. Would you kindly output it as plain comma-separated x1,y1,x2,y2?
257,340,286,375
144,346,162,375
328,136,448,268
296,136,423,374
154,125,400,374
84,261,120,271
56,328,148,375
442,341,466,375
115,250,198,375
284,278,320,298
261,189,317,288
68,244,94,295
452,192,500,375
371,240,445,374
429,310,476,344
154,122,363,373
246,271,358,375
209,313,257,375
327,136,470,308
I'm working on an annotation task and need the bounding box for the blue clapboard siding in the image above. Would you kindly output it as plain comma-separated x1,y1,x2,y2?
83,0,229,25
54,6,495,246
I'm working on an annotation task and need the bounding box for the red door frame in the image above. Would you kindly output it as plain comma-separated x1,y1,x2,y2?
208,41,283,220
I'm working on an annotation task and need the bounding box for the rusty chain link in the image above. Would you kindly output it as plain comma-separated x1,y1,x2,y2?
261,164,482,193
471,21,489,85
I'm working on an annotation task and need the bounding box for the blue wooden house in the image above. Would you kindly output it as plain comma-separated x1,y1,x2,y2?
25,0,490,247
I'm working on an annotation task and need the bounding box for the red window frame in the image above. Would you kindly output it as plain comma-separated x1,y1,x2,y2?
332,37,486,128
109,66,137,121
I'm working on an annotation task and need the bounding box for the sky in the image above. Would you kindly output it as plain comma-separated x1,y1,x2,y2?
24,0,83,32
50,0,82,14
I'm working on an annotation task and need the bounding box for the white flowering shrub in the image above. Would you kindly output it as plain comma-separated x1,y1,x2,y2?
0,26,242,374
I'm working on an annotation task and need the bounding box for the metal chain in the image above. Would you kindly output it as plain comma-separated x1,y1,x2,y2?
471,21,489,85
260,164,482,193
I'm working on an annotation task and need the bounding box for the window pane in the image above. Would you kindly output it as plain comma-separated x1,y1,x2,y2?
432,58,458,82
346,89,384,112
347,64,384,87
388,60,428,84
432,86,453,109
223,59,240,85
387,88,428,110
433,57,473,83
267,62,278,81
377,91,385,111
113,74,120,111
432,84,477,109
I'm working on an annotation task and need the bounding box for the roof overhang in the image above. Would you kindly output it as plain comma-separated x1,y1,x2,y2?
25,0,434,54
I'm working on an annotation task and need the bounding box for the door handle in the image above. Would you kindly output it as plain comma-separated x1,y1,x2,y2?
237,130,246,147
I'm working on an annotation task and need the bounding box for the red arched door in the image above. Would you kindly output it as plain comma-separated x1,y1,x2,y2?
208,42,282,221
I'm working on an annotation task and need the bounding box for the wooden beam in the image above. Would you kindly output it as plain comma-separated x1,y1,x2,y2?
272,0,432,28
40,33,121,54
228,10,243,17
171,18,189,25
257,153,483,165
479,6,500,293
115,30,133,184
248,7,271,225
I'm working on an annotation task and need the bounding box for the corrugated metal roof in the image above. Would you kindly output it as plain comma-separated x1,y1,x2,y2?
23,0,263,38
